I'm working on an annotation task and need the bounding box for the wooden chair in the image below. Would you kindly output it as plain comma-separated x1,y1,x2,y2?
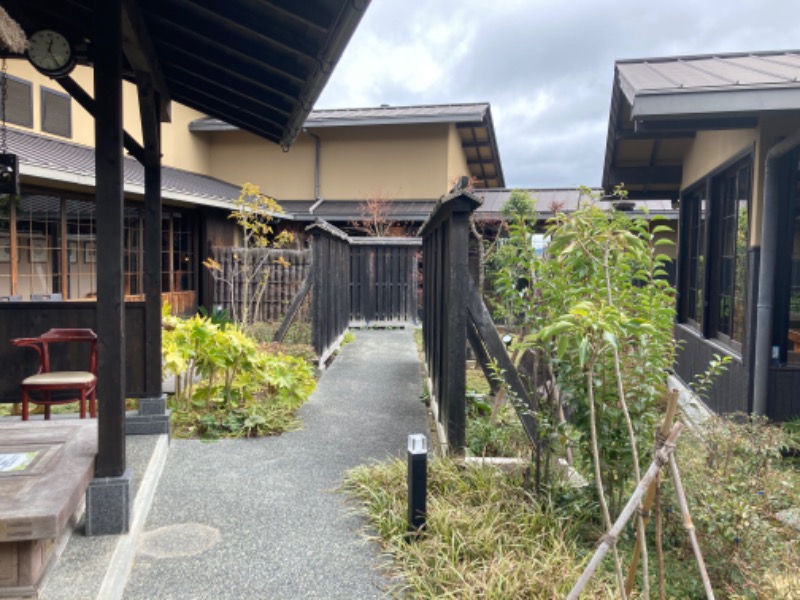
11,328,98,420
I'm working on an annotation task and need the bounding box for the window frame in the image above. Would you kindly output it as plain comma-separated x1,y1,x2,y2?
40,86,72,138
0,73,33,129
678,148,753,354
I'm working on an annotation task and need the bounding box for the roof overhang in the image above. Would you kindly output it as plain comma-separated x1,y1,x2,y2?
602,51,800,199
1,0,370,149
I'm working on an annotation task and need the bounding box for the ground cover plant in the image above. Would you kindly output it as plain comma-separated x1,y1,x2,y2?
381,189,799,597
345,413,800,598
162,307,315,439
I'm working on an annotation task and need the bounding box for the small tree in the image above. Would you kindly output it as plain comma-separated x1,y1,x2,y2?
350,191,399,237
203,183,294,328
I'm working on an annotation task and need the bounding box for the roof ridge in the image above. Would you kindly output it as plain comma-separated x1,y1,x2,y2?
310,102,491,113
617,49,800,66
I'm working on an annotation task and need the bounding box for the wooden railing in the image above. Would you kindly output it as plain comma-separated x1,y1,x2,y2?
419,188,538,454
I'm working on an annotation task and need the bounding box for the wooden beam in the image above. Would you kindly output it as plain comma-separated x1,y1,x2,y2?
273,274,312,343
465,277,539,447
57,76,145,164
615,129,695,141
634,116,757,133
94,0,126,478
608,166,682,186
121,0,171,122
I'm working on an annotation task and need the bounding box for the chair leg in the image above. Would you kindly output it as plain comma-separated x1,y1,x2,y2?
90,390,97,418
79,389,87,419
21,388,29,421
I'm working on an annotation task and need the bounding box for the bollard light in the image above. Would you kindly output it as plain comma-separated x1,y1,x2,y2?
407,433,428,535
502,334,513,349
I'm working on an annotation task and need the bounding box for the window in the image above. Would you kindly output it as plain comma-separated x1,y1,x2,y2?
41,87,72,138
679,156,751,352
682,186,706,328
0,74,33,128
161,210,195,293
775,148,800,364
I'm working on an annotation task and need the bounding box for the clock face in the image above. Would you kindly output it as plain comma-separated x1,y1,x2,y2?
27,30,75,76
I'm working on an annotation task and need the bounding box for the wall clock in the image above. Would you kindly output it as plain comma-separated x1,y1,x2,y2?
26,30,76,78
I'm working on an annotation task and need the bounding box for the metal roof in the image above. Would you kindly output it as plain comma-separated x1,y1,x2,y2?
603,50,800,199
1,0,370,148
474,188,677,221
191,102,506,188
8,128,241,210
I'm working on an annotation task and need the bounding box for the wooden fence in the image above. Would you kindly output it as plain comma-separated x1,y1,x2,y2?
419,189,538,454
210,247,311,323
349,238,420,326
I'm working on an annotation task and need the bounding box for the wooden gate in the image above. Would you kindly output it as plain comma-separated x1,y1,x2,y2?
349,238,420,326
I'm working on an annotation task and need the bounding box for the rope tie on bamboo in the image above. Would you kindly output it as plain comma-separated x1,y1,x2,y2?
654,441,675,468
599,532,618,547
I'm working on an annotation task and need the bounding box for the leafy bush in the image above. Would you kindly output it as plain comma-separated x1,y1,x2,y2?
163,309,315,438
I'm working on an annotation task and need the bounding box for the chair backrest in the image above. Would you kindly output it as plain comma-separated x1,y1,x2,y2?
0,295,23,302
12,328,98,375
31,293,63,301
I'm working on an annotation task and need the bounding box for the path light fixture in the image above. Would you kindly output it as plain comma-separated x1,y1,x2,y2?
502,334,513,350
407,433,428,535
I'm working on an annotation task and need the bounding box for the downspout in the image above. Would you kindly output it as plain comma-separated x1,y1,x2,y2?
304,129,324,214
752,126,800,415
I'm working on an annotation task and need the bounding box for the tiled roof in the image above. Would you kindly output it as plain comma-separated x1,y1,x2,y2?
8,128,240,205
474,188,676,220
279,199,436,221
190,103,492,131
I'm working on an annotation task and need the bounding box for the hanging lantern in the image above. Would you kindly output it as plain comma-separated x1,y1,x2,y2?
0,153,17,195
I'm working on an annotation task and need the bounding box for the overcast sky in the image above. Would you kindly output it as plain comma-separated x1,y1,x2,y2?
316,0,800,189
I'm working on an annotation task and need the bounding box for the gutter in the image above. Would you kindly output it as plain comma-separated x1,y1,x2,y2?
752,126,800,415
304,129,324,214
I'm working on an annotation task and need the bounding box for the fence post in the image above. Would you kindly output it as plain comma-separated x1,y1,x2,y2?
418,189,482,452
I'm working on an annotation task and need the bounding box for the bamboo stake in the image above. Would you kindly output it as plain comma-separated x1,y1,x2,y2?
625,389,680,595
655,475,666,600
566,422,684,600
668,453,715,599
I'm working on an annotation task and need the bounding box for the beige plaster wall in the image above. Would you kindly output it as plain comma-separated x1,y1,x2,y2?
204,129,316,199
5,61,211,174
206,123,452,201
447,123,469,187
680,129,756,190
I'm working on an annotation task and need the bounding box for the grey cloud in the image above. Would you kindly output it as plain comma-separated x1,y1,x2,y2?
321,0,800,187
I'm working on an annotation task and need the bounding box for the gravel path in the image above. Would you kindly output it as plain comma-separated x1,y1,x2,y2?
123,329,427,599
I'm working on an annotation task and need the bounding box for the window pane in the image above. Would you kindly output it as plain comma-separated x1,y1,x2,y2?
715,164,749,344
18,194,61,299
0,196,11,296
685,188,706,326
66,198,96,299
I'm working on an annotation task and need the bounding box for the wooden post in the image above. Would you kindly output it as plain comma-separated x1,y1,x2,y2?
94,0,126,478
138,80,162,398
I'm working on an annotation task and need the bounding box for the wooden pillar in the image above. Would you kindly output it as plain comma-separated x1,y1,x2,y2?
138,81,162,397
94,0,126,478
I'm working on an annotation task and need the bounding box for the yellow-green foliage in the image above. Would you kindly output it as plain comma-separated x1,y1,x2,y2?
162,308,316,438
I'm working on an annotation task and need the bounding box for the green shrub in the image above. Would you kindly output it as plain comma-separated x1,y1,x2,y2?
163,311,316,438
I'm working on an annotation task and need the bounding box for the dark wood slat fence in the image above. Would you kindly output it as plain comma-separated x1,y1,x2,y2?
349,238,420,326
419,189,539,454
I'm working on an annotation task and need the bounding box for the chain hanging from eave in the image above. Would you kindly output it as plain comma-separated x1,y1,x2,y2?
1,57,7,155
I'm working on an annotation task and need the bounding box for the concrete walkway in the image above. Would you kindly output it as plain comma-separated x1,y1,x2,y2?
111,329,427,599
